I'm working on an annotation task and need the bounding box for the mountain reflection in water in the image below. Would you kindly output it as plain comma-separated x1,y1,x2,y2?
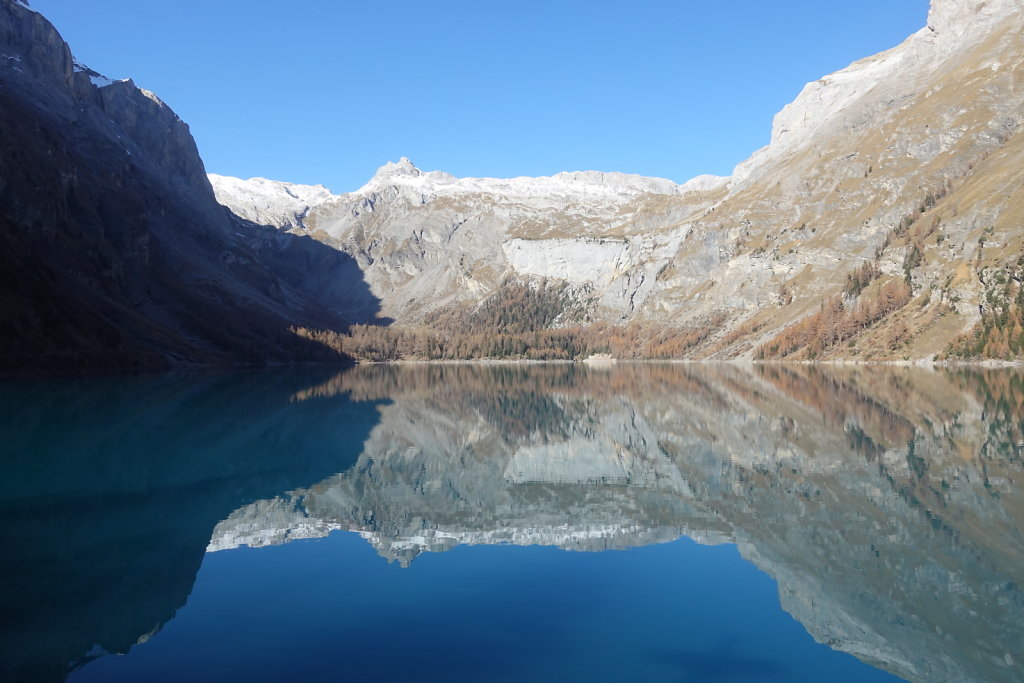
0,369,382,682
3,364,1023,682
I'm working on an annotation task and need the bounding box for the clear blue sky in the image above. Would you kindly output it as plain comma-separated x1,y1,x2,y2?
33,0,930,193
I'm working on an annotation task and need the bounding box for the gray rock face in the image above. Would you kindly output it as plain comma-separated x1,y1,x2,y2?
213,159,712,323
209,363,1024,683
0,0,375,372
93,81,214,202
212,0,1024,357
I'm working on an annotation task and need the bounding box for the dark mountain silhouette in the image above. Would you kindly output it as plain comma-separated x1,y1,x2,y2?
0,0,382,375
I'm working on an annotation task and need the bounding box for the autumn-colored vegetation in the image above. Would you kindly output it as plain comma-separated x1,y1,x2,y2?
756,279,912,359
295,316,729,363
292,362,745,445
290,181,1014,364
844,261,882,298
755,186,959,360
949,369,1024,464
713,318,766,351
945,257,1024,359
429,279,588,335
294,277,732,362
756,364,916,456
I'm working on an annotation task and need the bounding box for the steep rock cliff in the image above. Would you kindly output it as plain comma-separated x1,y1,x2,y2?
0,0,373,373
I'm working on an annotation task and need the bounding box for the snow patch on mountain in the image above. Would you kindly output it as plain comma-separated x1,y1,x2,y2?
349,157,687,199
209,173,338,230
72,60,119,87
213,0,1020,214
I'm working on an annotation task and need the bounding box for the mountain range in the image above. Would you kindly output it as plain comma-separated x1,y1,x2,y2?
2,0,1022,370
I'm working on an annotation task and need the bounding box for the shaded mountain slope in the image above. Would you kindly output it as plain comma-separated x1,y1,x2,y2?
0,0,378,374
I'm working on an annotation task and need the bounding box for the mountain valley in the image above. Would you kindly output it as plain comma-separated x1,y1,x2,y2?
209,0,1024,362
2,0,1023,369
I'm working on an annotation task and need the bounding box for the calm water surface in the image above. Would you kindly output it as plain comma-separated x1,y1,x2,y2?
2,364,1022,682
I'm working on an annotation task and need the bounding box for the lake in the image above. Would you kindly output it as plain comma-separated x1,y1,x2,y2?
2,363,1022,682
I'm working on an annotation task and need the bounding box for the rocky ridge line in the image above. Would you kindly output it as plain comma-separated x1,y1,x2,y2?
210,0,1024,359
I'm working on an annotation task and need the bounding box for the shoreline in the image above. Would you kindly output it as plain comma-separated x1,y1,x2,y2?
351,357,1024,368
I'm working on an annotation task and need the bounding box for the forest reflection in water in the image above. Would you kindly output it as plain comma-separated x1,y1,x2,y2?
2,363,1023,682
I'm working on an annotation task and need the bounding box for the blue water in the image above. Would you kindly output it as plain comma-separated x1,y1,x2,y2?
70,534,892,683
5,363,1022,682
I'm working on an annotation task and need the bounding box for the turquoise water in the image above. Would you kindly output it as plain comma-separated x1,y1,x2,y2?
4,364,1022,682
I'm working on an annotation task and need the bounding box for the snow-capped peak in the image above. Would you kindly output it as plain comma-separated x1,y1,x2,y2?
353,157,692,200
373,156,421,180
211,159,720,236
208,173,338,230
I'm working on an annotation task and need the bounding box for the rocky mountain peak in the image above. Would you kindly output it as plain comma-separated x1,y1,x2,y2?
372,156,421,180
